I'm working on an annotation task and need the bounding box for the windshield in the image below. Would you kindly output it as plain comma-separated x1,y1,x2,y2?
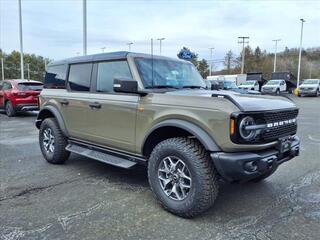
241,81,255,86
224,81,237,89
266,80,281,85
135,58,206,89
302,79,319,85
17,82,43,91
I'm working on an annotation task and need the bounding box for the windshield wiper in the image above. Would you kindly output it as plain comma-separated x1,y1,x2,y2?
146,85,180,89
181,85,206,89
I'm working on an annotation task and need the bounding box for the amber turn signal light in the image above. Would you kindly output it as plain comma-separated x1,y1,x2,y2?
230,118,235,135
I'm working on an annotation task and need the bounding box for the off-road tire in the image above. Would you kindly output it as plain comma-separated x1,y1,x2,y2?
39,118,70,164
148,137,219,218
5,101,16,117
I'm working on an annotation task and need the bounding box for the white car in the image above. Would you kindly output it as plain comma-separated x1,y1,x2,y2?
261,79,286,95
298,79,320,97
239,80,260,91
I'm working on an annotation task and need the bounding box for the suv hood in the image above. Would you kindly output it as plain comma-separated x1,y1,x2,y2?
165,89,296,112
299,84,318,88
262,84,279,88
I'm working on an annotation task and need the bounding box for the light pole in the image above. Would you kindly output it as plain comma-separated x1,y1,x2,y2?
83,0,87,55
18,0,24,80
272,39,281,72
127,42,133,51
101,47,106,53
309,62,313,79
238,36,249,74
297,18,305,87
1,58,4,81
209,47,214,76
157,38,165,55
27,63,30,80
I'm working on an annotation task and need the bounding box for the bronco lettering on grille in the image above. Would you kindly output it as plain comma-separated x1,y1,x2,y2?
266,118,297,128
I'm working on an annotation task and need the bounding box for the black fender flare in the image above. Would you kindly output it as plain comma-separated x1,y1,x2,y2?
142,119,221,152
35,105,69,137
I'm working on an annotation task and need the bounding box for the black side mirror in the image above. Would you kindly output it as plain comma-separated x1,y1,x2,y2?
113,78,138,94
211,82,220,90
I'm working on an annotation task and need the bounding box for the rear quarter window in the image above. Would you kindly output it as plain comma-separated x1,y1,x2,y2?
44,64,67,89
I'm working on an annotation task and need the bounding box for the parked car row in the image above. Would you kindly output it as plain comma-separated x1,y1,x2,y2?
206,72,320,98
0,79,43,116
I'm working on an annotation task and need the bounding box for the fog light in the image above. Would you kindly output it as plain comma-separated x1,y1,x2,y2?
244,161,258,172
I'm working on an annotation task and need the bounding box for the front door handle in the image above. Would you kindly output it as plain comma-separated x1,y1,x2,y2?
60,99,69,106
89,102,101,109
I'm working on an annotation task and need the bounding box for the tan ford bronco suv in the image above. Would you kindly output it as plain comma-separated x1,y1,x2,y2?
36,52,300,218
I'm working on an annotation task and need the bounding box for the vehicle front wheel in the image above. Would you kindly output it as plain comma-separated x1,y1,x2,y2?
148,137,219,218
39,118,70,164
275,89,280,95
5,101,16,117
316,89,320,97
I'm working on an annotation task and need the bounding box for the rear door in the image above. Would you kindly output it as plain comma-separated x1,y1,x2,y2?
60,63,94,140
85,60,138,153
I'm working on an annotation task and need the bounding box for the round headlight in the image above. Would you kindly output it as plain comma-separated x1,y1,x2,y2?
239,116,257,141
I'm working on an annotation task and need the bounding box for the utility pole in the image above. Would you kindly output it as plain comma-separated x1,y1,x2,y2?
157,38,165,55
18,0,24,80
27,63,30,80
126,42,133,51
1,58,4,81
238,36,249,74
272,39,281,72
309,62,313,79
297,18,305,87
101,47,106,53
44,59,47,70
83,0,87,55
209,47,214,76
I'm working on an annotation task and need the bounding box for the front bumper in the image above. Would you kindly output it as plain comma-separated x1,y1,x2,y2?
299,90,317,96
211,136,300,182
261,88,276,94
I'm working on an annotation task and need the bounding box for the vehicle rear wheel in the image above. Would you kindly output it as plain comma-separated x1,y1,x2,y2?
148,137,219,218
39,118,70,164
5,101,16,117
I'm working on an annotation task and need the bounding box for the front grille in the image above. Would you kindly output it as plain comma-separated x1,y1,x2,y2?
261,109,298,141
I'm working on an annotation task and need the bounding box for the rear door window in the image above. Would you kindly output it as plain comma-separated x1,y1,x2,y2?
68,63,93,91
44,64,67,89
96,61,132,92
17,82,43,91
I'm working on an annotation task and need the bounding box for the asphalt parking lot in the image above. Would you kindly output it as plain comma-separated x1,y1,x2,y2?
0,96,320,240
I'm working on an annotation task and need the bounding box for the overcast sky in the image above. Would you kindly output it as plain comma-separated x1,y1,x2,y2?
1,0,320,68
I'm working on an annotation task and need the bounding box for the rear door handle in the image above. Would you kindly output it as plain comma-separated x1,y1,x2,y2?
89,102,101,109
60,99,69,106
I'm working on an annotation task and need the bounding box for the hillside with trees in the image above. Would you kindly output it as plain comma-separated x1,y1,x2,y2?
0,49,50,81
215,46,320,80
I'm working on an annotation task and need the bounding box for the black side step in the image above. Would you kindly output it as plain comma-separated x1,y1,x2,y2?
66,142,139,169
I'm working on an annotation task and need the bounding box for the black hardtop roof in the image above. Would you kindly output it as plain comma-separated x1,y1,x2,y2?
49,51,185,66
